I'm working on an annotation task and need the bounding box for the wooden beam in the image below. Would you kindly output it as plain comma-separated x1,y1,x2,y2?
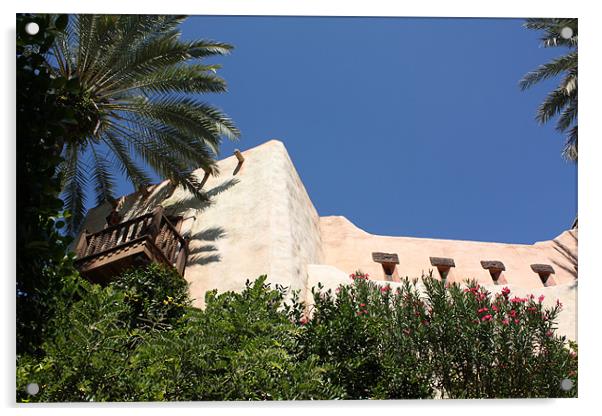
372,252,399,264
531,264,555,274
430,257,455,268
480,260,506,271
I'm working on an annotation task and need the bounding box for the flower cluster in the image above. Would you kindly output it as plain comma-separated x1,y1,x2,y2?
357,302,369,316
464,284,488,302
350,271,369,281
380,285,391,294
469,286,562,329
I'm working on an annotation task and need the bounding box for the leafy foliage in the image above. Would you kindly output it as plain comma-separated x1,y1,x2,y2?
17,268,341,401
520,18,578,161
297,271,577,399
46,14,240,233
16,13,82,356
111,264,190,330
17,267,577,401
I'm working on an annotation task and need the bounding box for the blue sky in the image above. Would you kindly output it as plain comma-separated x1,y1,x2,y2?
111,16,577,244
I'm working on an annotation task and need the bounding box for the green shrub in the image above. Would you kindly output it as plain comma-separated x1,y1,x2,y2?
17,270,339,402
295,271,578,399
17,267,577,401
129,277,342,400
110,264,190,330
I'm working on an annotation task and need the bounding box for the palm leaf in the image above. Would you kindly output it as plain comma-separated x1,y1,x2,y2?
563,126,578,162
89,145,117,206
51,15,240,233
60,143,89,234
519,52,577,90
522,18,578,162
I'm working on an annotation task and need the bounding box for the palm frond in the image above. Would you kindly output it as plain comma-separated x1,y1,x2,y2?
60,143,89,234
101,131,152,190
89,144,117,206
99,64,228,97
522,18,578,162
113,96,239,150
106,123,210,201
95,37,233,95
83,15,187,87
51,15,239,231
556,98,577,132
563,126,578,161
524,18,578,48
117,115,220,174
536,87,572,125
519,52,577,90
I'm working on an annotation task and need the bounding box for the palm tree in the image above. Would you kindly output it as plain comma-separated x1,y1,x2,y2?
520,18,577,162
49,15,240,233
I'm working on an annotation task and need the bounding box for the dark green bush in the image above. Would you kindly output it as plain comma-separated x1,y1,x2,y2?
17,269,340,401
16,13,80,356
110,264,190,330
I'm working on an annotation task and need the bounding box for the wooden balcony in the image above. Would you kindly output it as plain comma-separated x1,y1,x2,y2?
74,206,189,284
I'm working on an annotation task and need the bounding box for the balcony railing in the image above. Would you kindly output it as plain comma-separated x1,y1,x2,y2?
74,206,189,282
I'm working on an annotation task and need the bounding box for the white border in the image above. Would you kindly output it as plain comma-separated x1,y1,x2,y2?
2,1,600,415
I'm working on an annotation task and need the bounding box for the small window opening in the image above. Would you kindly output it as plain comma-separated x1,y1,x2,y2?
530,264,556,287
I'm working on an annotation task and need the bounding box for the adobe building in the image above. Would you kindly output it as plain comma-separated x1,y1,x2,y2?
75,140,578,340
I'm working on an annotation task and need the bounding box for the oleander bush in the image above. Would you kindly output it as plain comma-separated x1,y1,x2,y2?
295,271,578,399
17,267,577,401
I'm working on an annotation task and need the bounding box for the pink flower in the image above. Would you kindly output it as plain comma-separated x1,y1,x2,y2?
380,285,391,293
510,296,527,304
481,314,493,322
514,319,520,324
538,295,545,303
546,330,554,337
465,284,480,294
335,287,341,294
350,272,369,281
501,319,509,326
492,305,498,312
501,287,511,297
509,309,517,318
477,307,489,314
359,303,366,307
299,317,308,325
